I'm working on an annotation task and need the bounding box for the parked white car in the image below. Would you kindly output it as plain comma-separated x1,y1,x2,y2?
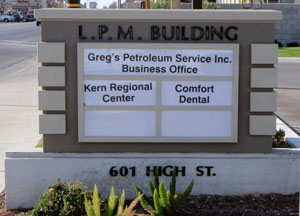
0,15,15,23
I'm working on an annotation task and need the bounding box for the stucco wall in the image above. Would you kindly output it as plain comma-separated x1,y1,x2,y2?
214,3,300,46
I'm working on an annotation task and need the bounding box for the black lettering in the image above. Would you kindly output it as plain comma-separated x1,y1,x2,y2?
176,26,180,40
88,53,95,61
180,95,186,103
103,94,110,102
84,84,91,92
191,26,204,40
205,166,214,176
98,25,108,39
211,26,223,40
162,166,173,176
129,167,136,177
118,25,133,40
78,25,87,40
175,84,182,92
122,64,128,72
151,26,160,40
224,57,230,63
109,166,118,176
169,65,176,73
119,166,128,176
146,166,162,176
176,166,186,176
205,26,210,40
225,26,238,41
196,166,205,176
181,26,189,40
162,26,174,40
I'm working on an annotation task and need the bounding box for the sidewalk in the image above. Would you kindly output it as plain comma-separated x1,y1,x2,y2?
278,57,300,63
0,56,42,192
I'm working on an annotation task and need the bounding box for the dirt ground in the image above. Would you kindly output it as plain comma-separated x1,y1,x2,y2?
176,194,299,216
0,193,27,216
0,192,298,216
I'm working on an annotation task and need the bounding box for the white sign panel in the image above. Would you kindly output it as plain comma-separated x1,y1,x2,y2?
78,43,239,142
84,80,156,106
161,81,232,106
161,111,232,137
85,111,156,137
84,49,233,77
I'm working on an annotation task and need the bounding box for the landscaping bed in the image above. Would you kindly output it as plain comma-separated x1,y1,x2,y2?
1,192,298,216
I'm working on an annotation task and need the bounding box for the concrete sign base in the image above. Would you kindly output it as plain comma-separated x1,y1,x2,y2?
5,150,300,210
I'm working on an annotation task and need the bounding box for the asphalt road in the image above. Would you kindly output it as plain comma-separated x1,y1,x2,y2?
0,22,40,81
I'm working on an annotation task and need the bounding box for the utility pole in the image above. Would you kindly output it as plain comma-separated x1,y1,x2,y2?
145,0,149,9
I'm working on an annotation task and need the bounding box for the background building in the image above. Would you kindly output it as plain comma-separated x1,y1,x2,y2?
0,0,40,15
89,1,97,8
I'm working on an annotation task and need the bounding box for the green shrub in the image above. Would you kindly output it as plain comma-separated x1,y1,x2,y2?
202,0,217,9
275,129,285,142
287,42,299,47
275,40,283,48
272,129,286,147
134,169,194,216
85,184,142,216
150,0,170,9
31,179,90,216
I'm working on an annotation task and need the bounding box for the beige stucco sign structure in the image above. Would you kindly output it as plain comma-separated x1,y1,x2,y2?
36,9,281,153
6,9,293,210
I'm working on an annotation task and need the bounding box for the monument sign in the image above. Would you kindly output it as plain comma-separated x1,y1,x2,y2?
5,9,289,210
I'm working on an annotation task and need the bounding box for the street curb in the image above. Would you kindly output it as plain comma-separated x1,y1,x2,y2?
278,57,300,63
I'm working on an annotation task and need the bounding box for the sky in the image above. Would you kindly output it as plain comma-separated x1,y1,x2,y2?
81,0,122,8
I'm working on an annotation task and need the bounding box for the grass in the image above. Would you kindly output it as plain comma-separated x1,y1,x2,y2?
36,138,43,148
278,47,300,58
